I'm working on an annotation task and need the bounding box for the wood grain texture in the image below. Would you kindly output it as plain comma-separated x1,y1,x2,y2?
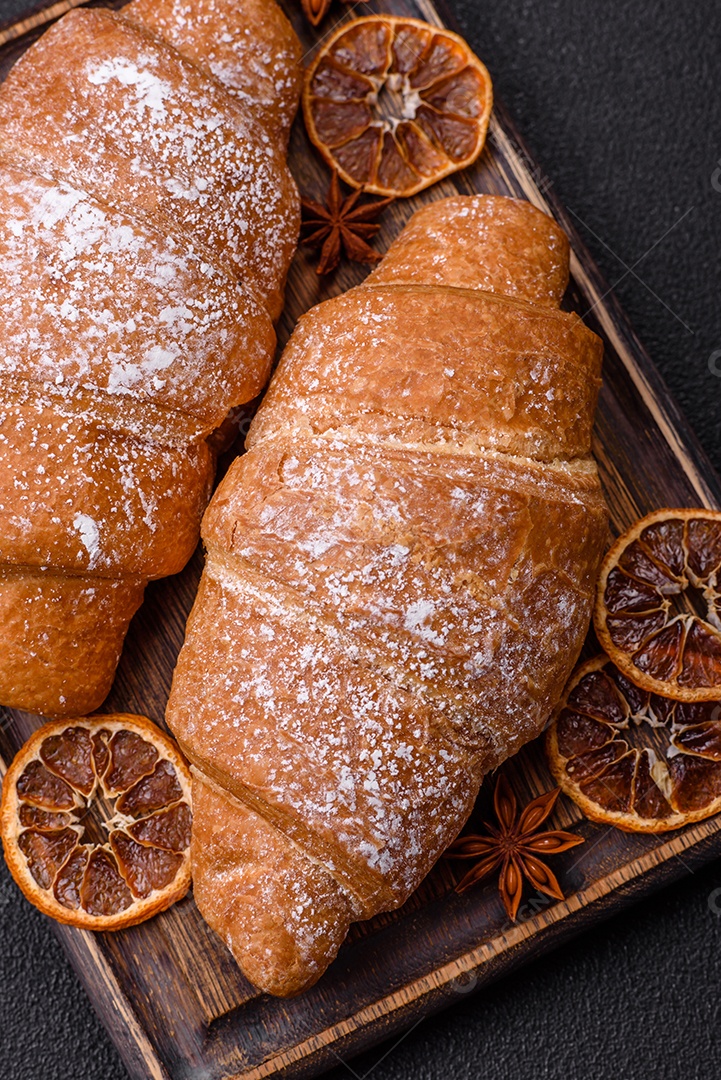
0,0,87,46
1,0,720,1076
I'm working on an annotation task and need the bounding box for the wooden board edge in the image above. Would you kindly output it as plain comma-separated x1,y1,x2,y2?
0,0,88,45
50,923,172,1080
218,818,721,1079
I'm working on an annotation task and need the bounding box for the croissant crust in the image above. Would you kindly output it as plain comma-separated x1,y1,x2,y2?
0,0,301,716
167,194,609,996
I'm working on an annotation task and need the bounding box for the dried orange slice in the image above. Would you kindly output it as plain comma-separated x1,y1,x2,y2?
547,655,721,832
595,509,721,700
303,16,493,197
1,714,191,929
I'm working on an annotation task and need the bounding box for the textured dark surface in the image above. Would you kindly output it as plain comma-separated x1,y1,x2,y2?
1,0,721,1077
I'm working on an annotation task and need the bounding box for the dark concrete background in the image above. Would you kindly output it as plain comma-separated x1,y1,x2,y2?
1,0,721,1077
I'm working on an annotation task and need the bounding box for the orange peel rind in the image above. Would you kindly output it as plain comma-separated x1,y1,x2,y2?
1,714,192,930
594,508,721,701
547,654,721,833
303,16,493,197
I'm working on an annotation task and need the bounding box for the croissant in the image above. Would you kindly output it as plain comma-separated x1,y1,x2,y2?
166,193,609,996
0,0,301,717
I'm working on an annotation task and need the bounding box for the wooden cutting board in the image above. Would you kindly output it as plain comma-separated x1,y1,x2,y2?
1,1,720,1077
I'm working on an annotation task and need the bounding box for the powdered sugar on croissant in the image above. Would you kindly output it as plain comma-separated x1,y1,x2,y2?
0,0,301,717
167,194,609,996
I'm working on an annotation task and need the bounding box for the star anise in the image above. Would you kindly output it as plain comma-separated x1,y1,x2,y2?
299,0,367,29
301,170,393,275
446,774,584,921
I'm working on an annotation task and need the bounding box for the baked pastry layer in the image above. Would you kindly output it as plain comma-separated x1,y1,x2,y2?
168,194,609,995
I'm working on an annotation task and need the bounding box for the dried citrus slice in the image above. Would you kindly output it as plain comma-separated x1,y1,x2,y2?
303,16,493,197
1,714,191,929
547,655,721,832
595,509,721,700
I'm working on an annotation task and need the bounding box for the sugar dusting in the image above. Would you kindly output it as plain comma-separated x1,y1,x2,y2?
0,3,296,683
86,56,171,116
0,8,300,316
168,193,607,979
124,0,302,143
73,513,101,568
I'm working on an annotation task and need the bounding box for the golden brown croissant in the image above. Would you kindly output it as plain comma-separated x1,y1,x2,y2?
166,193,609,996
0,0,301,717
